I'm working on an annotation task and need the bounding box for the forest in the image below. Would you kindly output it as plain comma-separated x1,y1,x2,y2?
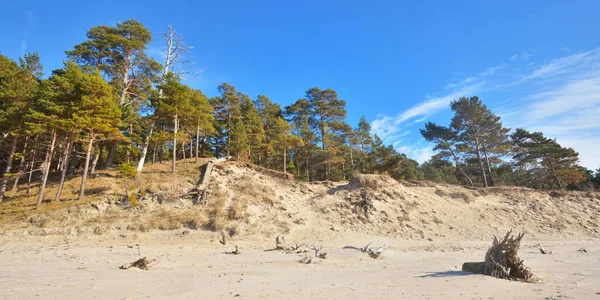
1,19,599,207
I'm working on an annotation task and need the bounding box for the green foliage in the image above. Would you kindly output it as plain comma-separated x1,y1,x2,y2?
511,128,585,189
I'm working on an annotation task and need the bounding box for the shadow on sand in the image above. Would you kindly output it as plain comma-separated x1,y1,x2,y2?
418,271,475,278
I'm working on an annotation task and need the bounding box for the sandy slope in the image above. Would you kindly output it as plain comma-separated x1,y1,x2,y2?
1,161,600,299
0,232,598,300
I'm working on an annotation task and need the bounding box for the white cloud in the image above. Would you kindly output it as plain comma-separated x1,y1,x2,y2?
373,48,600,169
478,65,505,77
510,51,533,61
25,11,34,26
515,48,600,84
371,84,480,143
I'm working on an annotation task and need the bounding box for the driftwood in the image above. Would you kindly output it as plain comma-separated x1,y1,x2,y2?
344,241,388,259
225,245,241,255
578,247,588,253
312,245,327,259
274,235,308,253
482,230,536,281
119,257,157,270
219,230,227,245
537,243,552,255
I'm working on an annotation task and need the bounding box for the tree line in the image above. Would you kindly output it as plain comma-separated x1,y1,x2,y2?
1,19,599,207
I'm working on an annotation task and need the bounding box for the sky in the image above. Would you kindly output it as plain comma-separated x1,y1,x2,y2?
2,0,599,169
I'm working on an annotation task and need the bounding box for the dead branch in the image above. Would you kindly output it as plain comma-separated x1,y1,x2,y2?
578,247,587,253
299,253,313,264
119,257,157,270
537,243,552,255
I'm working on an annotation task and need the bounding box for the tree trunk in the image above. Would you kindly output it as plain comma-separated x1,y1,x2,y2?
103,143,117,169
195,120,200,162
159,143,164,163
481,143,495,186
90,144,100,174
11,135,30,192
189,136,193,160
137,121,155,173
68,142,78,175
474,136,488,188
0,135,19,203
152,144,157,164
125,123,133,163
182,139,186,160
26,137,40,197
55,134,74,202
78,131,95,201
545,157,564,190
283,148,287,173
305,158,309,182
172,114,178,173
36,129,57,209
350,147,355,176
450,149,474,187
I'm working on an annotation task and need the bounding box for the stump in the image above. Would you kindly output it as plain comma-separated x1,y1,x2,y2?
462,262,486,274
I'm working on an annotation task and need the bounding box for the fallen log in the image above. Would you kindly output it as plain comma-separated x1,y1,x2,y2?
461,262,486,274
119,257,157,270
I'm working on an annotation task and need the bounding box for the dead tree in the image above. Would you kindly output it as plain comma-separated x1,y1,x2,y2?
137,24,197,173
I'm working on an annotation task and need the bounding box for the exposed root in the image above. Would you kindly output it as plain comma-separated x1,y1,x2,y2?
484,230,536,282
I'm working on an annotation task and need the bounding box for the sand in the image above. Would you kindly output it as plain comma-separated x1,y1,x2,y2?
0,232,598,300
1,161,600,299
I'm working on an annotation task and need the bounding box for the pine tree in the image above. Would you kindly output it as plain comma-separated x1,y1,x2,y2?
0,53,41,203
355,115,373,174
240,93,265,162
511,128,585,190
152,73,193,173
450,96,509,187
67,19,161,168
420,122,474,186
212,83,242,157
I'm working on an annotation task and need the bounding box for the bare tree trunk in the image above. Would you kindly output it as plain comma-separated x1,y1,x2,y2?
11,135,30,192
182,139,186,160
90,144,100,174
55,134,74,202
36,129,57,209
189,136,193,160
474,136,488,188
195,120,200,162
0,135,19,203
26,137,40,197
78,131,95,201
137,121,154,173
172,114,178,173
481,143,495,186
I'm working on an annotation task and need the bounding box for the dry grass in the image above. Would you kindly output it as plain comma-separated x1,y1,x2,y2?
207,187,228,230
434,189,447,197
228,198,248,220
450,191,474,203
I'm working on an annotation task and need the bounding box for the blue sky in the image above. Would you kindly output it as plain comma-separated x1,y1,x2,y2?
2,0,599,169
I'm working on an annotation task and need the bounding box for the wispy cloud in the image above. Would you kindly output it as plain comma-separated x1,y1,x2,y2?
510,51,532,61
373,48,600,168
371,83,480,143
21,11,35,55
